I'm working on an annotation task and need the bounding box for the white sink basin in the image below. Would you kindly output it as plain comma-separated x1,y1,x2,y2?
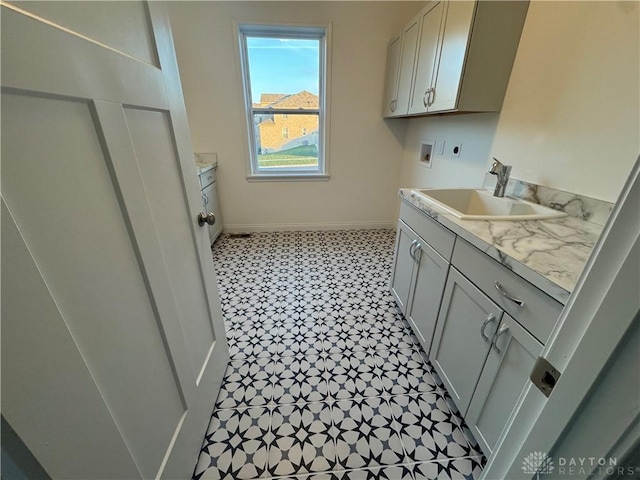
410,188,567,220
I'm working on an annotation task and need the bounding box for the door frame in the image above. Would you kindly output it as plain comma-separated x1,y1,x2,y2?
482,156,640,478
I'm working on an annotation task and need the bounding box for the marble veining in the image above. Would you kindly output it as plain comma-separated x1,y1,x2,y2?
400,188,604,304
483,175,614,227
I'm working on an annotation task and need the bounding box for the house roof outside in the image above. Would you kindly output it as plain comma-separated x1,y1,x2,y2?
253,90,318,110
254,93,288,107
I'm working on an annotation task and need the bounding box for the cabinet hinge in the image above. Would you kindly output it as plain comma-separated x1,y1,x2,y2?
530,357,561,397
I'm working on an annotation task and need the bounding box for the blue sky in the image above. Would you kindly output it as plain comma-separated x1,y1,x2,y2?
247,37,319,101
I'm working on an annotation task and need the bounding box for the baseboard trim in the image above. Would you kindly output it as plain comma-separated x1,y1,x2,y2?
223,221,395,234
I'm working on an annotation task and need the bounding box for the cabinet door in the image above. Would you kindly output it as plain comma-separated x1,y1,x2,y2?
466,313,544,456
382,30,402,117
394,15,421,116
406,240,449,355
429,1,476,112
408,1,445,115
431,267,502,415
390,221,419,314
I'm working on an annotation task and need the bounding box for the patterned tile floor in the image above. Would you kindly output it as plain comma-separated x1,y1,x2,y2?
193,230,486,480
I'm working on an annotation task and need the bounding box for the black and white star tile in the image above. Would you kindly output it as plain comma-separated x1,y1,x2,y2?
269,402,337,477
332,396,406,469
193,230,485,479
215,357,274,409
193,406,270,480
324,351,385,400
412,457,486,479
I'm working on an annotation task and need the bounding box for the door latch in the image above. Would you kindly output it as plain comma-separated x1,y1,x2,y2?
530,356,561,397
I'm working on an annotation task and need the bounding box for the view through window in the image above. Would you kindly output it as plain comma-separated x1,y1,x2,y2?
240,26,327,176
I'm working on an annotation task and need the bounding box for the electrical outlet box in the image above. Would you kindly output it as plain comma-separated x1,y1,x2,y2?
418,140,435,168
449,143,462,158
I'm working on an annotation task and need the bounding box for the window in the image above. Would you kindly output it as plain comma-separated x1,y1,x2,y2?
238,24,329,178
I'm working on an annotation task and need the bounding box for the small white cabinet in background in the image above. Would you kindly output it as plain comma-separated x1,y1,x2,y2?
198,166,222,244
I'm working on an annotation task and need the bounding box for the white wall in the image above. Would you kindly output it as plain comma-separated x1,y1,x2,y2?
397,112,500,189
398,1,639,203
166,1,421,231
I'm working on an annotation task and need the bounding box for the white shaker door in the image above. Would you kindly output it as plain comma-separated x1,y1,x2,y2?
1,2,229,479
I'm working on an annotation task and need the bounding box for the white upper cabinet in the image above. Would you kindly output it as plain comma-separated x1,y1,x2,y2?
428,1,475,112
382,14,420,117
382,31,402,117
407,1,446,115
384,0,529,118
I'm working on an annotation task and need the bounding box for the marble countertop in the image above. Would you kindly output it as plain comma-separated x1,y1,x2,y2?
399,188,604,305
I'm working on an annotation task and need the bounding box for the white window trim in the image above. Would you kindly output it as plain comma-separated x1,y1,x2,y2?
237,23,331,181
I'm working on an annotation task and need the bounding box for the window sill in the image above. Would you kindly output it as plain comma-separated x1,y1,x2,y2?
246,174,331,182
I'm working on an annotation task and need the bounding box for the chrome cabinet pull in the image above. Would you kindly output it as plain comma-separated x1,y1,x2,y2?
423,88,431,107
390,99,397,112
480,313,496,342
492,324,510,353
414,243,422,263
494,281,525,307
428,86,435,106
409,239,418,261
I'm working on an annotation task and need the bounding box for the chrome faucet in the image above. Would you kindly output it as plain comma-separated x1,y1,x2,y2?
489,158,512,197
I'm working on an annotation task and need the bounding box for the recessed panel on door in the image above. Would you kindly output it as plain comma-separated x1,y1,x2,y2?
2,201,141,480
124,107,216,377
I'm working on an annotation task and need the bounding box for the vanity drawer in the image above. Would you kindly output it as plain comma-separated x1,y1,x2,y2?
452,238,562,343
199,168,216,189
400,200,456,260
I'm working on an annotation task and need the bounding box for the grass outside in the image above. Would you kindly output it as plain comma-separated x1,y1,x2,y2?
258,144,318,168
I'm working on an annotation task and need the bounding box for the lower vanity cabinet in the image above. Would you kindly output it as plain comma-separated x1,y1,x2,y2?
407,238,449,354
430,267,503,415
390,220,421,314
451,238,562,343
390,220,450,353
465,312,543,456
391,199,562,462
